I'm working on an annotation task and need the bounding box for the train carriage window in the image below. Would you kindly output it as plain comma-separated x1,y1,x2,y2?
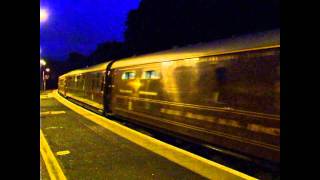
121,71,136,80
142,70,160,79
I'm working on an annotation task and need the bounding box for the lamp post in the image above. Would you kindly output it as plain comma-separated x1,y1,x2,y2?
44,68,50,91
40,8,49,91
40,59,46,91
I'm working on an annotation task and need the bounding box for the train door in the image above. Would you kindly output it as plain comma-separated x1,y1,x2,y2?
103,61,117,115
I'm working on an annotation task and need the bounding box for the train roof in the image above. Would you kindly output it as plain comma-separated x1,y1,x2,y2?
111,29,280,69
59,61,110,78
60,29,280,78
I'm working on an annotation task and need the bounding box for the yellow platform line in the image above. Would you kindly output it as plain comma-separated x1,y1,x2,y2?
53,90,257,180
40,129,67,180
41,111,66,116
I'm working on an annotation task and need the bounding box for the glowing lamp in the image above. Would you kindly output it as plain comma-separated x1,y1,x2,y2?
40,59,46,66
40,9,49,23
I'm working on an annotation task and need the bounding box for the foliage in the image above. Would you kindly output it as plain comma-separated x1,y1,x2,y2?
124,0,279,55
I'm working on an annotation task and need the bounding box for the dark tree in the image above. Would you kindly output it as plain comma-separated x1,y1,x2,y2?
67,52,87,64
89,41,130,64
66,52,90,69
124,0,279,55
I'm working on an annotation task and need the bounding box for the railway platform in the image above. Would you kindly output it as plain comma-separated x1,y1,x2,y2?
40,90,256,180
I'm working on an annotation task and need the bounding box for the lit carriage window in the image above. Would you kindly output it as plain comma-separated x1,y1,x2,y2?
121,71,136,80
142,70,160,79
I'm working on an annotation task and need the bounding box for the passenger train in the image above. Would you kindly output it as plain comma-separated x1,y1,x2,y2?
58,29,280,163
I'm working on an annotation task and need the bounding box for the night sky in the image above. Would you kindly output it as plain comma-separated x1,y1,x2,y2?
40,0,141,61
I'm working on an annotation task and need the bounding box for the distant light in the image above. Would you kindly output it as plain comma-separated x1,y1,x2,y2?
40,59,46,66
40,9,49,23
45,68,50,72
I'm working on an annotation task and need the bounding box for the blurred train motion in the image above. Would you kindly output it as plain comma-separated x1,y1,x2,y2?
58,29,280,163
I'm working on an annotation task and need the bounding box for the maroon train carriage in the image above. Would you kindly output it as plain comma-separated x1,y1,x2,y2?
58,29,280,163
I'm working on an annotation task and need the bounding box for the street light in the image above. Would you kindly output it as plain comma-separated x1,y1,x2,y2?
43,67,51,91
40,59,46,66
40,59,47,91
40,9,49,23
44,67,51,91
40,7,49,91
